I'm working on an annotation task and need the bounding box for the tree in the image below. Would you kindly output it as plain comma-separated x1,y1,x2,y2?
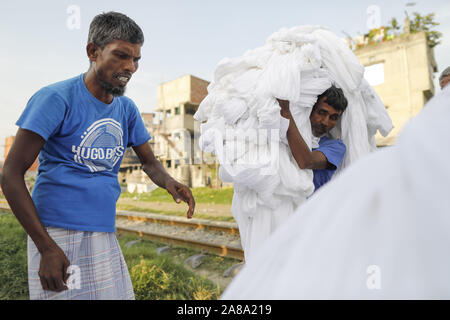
388,18,401,33
409,12,442,48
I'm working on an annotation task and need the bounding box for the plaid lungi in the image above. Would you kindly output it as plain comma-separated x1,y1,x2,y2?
27,227,135,300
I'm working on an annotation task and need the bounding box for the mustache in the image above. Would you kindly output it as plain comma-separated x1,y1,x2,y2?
313,124,327,132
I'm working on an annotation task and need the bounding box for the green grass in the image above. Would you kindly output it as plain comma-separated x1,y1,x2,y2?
120,187,234,205
0,213,29,300
0,212,222,300
116,203,235,222
118,234,221,300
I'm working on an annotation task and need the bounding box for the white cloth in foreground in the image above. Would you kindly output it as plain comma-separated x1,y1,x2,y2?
195,26,393,260
221,87,450,299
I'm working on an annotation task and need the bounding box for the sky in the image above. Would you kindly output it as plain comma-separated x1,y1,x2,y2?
1,0,449,159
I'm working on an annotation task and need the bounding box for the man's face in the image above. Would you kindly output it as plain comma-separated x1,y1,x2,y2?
92,39,141,96
310,97,342,137
440,75,450,90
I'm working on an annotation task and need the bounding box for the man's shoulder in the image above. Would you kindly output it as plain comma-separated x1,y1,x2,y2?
37,74,82,101
117,95,140,116
319,135,346,150
46,74,80,91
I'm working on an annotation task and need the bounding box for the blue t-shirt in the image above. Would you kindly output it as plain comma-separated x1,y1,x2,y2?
16,74,151,232
312,136,346,191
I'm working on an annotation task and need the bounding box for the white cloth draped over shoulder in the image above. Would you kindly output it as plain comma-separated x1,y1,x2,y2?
221,87,450,299
194,26,393,260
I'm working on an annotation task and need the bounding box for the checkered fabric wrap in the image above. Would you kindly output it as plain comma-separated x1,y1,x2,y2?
27,227,135,300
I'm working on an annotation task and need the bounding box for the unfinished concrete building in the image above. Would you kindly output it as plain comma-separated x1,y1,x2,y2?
152,74,216,188
353,24,437,146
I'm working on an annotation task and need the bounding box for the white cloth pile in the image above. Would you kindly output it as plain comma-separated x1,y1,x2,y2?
221,86,450,299
194,26,393,260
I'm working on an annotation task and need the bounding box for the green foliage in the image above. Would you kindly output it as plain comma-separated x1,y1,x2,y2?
358,12,442,49
0,214,29,300
129,259,220,300
191,187,234,205
385,17,401,39
389,17,401,31
409,12,442,48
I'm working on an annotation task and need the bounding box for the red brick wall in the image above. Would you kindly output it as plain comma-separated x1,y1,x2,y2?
190,76,210,105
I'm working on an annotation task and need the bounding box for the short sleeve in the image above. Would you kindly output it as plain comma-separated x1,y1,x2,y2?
316,138,346,169
16,87,67,141
127,101,151,147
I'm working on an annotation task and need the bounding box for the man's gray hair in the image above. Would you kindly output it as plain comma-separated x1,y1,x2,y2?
88,12,144,49
439,66,450,82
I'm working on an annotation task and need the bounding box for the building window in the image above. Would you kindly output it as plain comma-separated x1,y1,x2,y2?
175,106,181,115
185,103,197,115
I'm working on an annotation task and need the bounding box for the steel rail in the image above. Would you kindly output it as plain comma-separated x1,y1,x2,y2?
116,210,240,235
116,226,244,260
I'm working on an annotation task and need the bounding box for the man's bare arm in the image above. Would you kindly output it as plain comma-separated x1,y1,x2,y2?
1,128,70,292
277,99,329,170
132,142,195,219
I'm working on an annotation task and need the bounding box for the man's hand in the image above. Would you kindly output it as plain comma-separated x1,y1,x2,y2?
276,98,291,119
132,142,196,219
165,179,195,219
38,245,71,292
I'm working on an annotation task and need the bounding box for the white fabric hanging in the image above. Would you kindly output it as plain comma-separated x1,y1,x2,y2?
194,26,393,261
221,87,450,299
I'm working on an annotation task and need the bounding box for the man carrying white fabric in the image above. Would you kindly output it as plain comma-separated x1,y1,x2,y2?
277,85,348,192
232,86,348,262
195,26,393,263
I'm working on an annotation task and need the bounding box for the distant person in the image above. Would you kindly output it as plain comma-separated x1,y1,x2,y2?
440,66,450,89
1,12,195,300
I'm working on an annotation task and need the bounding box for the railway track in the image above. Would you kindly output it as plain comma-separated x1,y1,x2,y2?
116,211,243,260
0,201,244,260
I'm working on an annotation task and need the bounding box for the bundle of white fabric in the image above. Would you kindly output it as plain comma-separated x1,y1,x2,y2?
194,26,393,259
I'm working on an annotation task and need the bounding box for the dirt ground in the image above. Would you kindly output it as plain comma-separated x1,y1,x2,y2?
117,198,233,219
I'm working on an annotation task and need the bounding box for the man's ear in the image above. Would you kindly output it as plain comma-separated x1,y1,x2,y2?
86,42,100,63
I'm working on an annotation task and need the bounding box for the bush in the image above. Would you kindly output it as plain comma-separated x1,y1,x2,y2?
130,258,220,300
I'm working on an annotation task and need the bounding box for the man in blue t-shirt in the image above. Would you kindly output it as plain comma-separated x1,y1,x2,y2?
277,85,348,192
1,12,195,300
